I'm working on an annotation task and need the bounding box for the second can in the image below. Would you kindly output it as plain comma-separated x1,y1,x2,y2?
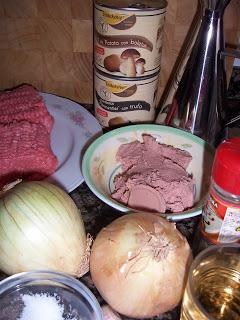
94,0,167,77
94,68,159,127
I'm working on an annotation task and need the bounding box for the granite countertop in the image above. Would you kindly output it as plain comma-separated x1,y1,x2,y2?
70,182,201,320
0,180,200,320
0,68,239,318
0,98,203,320
66,101,239,320
0,95,239,319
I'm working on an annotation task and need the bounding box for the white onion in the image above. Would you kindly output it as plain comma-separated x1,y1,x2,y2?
0,181,90,277
90,212,192,318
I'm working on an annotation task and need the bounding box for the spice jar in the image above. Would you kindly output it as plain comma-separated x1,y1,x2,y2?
200,137,240,245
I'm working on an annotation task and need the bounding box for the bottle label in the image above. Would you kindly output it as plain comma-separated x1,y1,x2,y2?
218,209,240,243
202,192,240,244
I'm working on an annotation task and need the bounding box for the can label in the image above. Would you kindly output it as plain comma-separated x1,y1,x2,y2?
201,191,240,244
94,3,166,77
94,69,159,127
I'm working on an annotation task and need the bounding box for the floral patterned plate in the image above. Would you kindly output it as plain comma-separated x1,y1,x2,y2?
41,93,102,193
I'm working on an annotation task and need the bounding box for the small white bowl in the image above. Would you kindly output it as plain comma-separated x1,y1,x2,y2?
82,124,214,221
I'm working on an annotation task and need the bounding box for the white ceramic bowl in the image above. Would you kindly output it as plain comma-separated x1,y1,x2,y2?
82,124,214,221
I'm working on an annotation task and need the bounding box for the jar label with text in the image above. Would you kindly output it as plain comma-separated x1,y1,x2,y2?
201,192,240,244
94,69,159,127
94,3,166,77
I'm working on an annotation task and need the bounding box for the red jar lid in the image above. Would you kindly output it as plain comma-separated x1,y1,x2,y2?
212,137,240,195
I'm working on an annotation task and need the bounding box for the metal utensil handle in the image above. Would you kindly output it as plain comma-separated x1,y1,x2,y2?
220,48,240,128
220,48,240,60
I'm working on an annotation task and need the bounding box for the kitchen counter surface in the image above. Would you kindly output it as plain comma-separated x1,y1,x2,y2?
0,180,200,320
50,97,239,319
71,182,200,320
0,99,239,319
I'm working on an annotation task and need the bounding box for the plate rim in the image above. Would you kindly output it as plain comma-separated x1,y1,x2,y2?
41,92,102,193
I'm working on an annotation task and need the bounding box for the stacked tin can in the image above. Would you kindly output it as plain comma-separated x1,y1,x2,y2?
94,0,167,128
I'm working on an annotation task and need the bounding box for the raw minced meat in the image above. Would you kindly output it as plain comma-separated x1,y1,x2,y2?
0,85,58,188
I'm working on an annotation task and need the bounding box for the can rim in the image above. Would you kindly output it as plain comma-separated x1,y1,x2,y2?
94,0,167,11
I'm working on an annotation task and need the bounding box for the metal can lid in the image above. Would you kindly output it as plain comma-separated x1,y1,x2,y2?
94,0,167,11
212,137,240,195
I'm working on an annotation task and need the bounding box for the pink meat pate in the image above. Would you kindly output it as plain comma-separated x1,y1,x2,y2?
111,134,195,213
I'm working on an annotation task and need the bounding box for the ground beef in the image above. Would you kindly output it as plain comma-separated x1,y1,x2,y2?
0,85,58,188
0,121,58,188
0,85,53,132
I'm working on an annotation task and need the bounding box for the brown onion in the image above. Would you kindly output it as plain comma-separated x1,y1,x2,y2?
101,305,122,320
90,212,192,318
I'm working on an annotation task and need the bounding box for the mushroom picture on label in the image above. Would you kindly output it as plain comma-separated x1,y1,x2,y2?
102,50,146,77
120,49,140,77
120,49,141,60
119,56,136,77
136,58,146,75
94,1,167,77
104,54,122,72
120,49,144,77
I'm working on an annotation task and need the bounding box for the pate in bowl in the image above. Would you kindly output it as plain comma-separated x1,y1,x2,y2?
82,124,214,221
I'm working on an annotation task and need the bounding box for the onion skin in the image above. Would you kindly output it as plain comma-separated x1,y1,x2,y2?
101,305,122,320
90,212,192,318
0,181,88,277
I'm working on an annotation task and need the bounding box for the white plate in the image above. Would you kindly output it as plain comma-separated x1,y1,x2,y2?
41,93,102,193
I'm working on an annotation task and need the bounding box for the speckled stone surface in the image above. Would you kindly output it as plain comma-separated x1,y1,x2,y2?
71,182,201,320
0,181,201,320
1,77,240,318
0,102,202,320
1,94,240,319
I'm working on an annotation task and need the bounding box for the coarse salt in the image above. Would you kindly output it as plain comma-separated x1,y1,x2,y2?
18,293,66,320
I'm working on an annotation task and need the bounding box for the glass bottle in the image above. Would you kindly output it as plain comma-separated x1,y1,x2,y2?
197,137,240,251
